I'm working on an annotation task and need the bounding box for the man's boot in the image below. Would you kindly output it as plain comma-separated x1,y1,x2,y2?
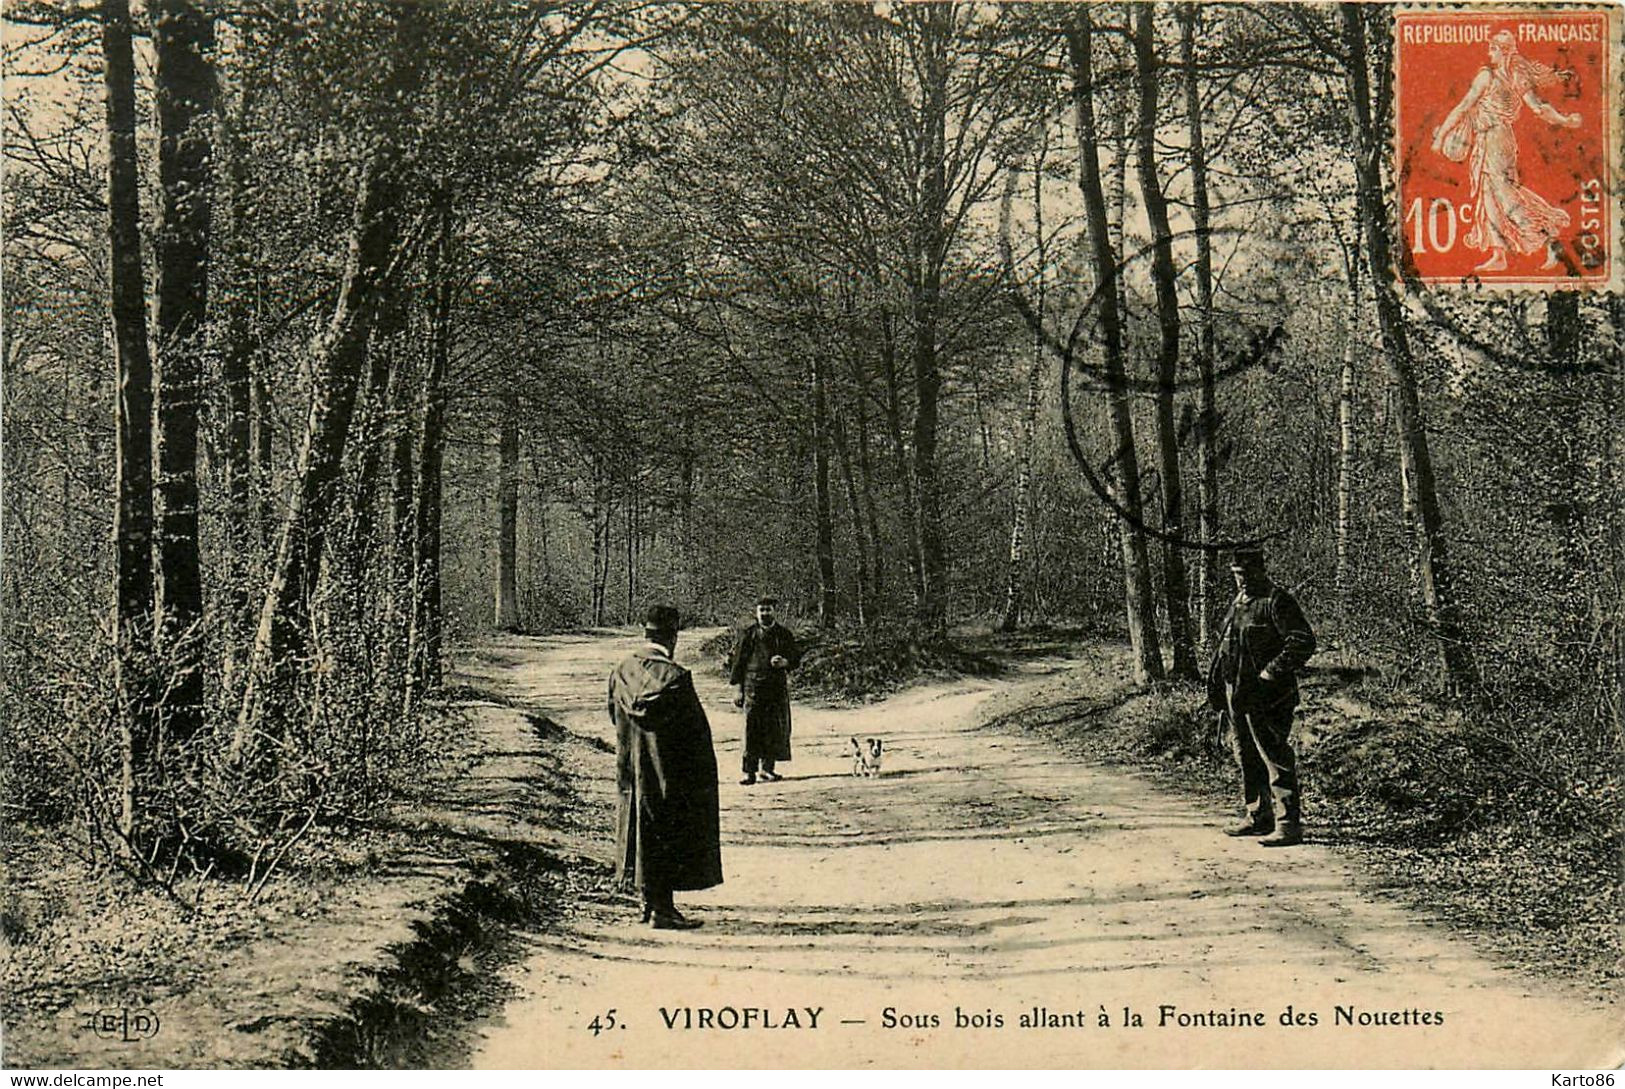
1259,821,1302,847
650,909,703,930
1224,815,1274,837
649,890,703,930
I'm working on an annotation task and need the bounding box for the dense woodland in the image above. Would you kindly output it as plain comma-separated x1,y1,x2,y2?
3,2,1620,900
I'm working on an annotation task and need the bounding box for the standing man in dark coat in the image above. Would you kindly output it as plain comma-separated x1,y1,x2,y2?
610,605,722,929
729,597,801,786
1206,547,1317,847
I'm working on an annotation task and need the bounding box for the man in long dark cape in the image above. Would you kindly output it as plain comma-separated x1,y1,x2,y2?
610,605,723,929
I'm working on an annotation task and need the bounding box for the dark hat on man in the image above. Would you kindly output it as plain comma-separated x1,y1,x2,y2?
756,596,778,607
1228,546,1267,572
643,604,681,633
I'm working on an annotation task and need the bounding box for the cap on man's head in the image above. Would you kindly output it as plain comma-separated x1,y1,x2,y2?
643,604,681,633
1228,546,1267,572
756,596,778,608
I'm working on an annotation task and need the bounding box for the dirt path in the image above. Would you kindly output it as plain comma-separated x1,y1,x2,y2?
462,631,1617,1069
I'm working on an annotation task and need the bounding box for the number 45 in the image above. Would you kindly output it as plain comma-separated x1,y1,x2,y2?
1406,196,1462,253
588,1009,618,1035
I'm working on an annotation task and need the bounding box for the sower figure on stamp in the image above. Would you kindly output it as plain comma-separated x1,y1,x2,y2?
1206,547,1317,848
610,605,723,929
729,597,800,786
1429,29,1581,273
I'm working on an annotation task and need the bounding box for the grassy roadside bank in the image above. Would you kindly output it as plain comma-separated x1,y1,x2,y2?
1,659,614,1069
977,639,1622,1000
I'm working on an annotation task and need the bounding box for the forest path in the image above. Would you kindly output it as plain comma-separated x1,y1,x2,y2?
461,630,1615,1069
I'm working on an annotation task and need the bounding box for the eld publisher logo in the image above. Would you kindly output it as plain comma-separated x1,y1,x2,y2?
85,1007,160,1043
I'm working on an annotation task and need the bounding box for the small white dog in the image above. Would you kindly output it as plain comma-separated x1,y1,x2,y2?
849,736,884,778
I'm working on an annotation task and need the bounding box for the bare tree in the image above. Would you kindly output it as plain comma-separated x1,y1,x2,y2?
1132,3,1198,679
1180,3,1221,650
999,121,1049,634
1066,8,1165,684
235,9,427,755
1340,2,1476,693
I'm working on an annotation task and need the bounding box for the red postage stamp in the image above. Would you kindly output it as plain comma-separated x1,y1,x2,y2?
1394,6,1621,290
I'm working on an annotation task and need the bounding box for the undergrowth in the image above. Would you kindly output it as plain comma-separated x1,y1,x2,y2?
694,620,1001,702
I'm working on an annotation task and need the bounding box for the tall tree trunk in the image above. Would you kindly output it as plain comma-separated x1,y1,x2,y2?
1543,293,1592,648
1133,4,1198,678
346,285,405,586
254,367,275,550
909,3,951,636
234,159,408,756
590,456,608,626
1336,318,1358,606
879,310,926,607
1106,16,1129,329
678,443,695,602
495,405,520,631
1547,292,1581,372
853,351,886,607
1000,125,1049,634
1067,8,1165,685
969,368,994,472
624,464,635,622
387,325,417,677
411,208,450,698
102,0,156,839
218,66,255,674
830,409,870,624
1182,4,1221,651
812,354,838,625
1335,237,1362,609
1342,2,1476,695
151,0,214,747
1000,339,1042,634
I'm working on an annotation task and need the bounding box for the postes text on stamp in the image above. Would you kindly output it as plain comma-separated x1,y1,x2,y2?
1394,7,1619,290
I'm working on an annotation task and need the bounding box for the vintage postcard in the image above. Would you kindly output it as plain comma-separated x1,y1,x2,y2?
1,0,1620,1075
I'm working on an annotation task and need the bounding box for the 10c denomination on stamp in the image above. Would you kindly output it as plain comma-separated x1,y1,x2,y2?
1394,6,1621,291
